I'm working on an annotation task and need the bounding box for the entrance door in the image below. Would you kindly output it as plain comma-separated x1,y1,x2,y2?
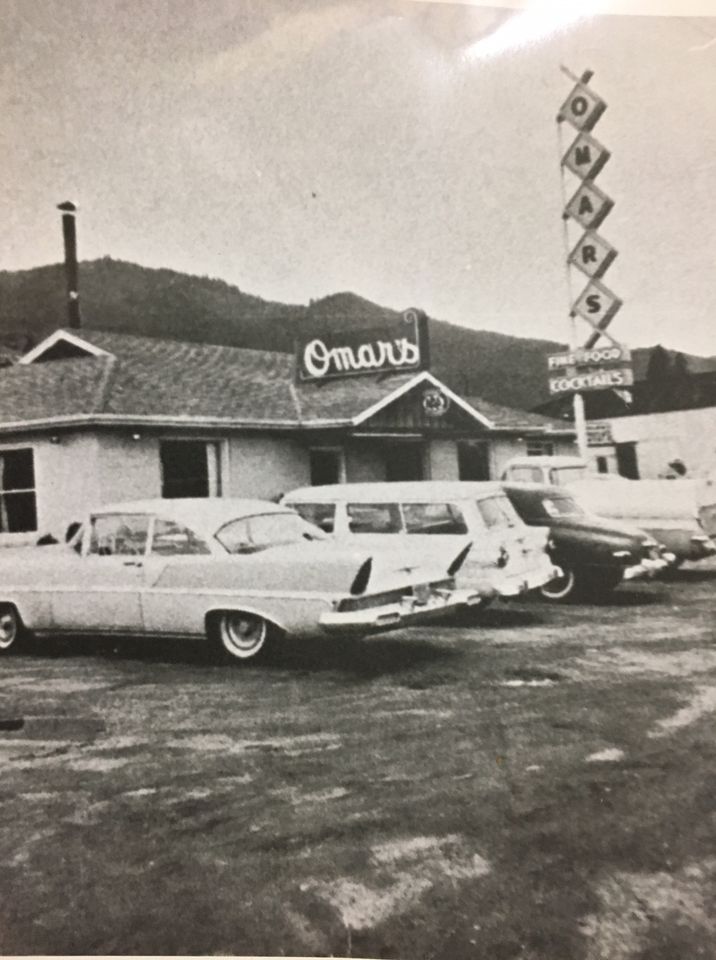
385,444,425,482
616,442,640,479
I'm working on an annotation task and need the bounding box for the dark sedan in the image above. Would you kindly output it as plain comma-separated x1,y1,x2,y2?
502,483,672,601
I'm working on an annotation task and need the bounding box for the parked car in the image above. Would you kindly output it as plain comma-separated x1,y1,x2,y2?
282,481,561,603
501,456,716,564
0,499,481,663
502,483,673,601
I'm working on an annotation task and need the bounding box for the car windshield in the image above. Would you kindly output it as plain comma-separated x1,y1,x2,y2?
541,495,586,518
216,512,327,554
549,465,587,484
476,496,520,529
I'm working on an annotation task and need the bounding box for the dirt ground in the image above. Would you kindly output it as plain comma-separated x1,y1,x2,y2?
1,562,715,959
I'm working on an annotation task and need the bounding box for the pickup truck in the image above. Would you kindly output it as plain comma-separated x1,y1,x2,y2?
501,456,716,564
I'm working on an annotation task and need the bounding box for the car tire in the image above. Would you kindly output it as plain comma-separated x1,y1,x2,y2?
213,611,275,663
539,567,579,602
0,605,24,655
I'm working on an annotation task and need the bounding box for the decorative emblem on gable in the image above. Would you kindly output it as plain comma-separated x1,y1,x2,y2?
422,388,450,417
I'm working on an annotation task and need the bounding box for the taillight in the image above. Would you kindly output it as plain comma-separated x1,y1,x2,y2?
496,546,509,568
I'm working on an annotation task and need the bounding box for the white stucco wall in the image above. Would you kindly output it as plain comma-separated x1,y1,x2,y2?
607,407,716,479
225,435,310,500
426,439,460,480
0,432,102,544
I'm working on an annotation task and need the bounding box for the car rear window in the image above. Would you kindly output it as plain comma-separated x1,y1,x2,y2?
477,496,519,529
542,496,585,518
347,503,402,534
287,502,336,534
402,502,468,535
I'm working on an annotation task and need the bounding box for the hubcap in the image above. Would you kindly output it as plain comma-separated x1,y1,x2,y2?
540,569,576,601
0,611,18,650
220,614,267,660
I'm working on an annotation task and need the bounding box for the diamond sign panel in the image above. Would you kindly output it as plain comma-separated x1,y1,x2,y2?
562,131,610,181
572,280,623,330
568,231,617,280
565,181,614,231
557,81,607,132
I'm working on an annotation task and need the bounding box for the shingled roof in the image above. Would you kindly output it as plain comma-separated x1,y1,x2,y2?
464,395,573,434
0,328,574,437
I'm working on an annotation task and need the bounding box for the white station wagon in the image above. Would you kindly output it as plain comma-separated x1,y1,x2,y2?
283,481,561,602
0,498,479,663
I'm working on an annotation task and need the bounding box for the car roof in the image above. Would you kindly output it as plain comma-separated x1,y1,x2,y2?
505,456,586,468
502,482,576,497
92,498,292,529
284,481,507,502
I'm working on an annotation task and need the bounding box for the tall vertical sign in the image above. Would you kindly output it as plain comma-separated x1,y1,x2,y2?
549,70,632,444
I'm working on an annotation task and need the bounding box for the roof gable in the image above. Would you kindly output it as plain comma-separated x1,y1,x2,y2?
19,330,112,364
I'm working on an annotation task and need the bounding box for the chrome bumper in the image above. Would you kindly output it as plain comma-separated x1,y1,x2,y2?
319,587,482,634
493,563,564,597
622,556,671,581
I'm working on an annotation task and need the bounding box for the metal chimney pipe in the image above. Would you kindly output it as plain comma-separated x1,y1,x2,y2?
57,201,81,329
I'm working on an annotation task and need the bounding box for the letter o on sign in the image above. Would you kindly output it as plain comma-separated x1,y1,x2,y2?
570,95,588,117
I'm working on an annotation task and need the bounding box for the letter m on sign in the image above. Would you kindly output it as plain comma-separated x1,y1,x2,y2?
562,132,610,181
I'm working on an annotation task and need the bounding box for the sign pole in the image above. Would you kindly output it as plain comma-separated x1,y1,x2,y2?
555,120,589,459
551,68,632,458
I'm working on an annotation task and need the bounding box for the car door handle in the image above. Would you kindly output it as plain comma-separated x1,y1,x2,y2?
122,560,143,567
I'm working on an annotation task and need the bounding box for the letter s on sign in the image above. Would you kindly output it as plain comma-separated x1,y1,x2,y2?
303,339,330,378
586,294,602,314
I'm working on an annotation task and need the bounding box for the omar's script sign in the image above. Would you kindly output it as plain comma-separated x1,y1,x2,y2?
296,309,429,382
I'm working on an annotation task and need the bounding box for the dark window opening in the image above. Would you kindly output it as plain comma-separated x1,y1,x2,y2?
0,448,37,533
160,441,221,499
309,449,342,486
596,455,609,474
458,442,490,480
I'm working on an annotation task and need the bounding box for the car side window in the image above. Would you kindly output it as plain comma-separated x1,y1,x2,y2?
88,514,150,556
347,503,402,534
402,502,468,535
151,518,211,556
288,502,336,534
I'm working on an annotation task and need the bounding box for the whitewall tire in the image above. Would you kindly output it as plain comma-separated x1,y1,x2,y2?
215,612,272,662
539,568,578,602
0,606,23,654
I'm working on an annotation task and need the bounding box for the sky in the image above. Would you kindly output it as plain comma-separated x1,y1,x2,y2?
2,0,716,356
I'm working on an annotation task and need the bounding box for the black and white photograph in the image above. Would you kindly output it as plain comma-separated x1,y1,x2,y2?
1,1,716,957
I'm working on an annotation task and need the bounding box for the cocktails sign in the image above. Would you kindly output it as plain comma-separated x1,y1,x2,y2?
297,309,428,382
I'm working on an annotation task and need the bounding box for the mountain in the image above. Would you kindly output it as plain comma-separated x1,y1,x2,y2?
1,258,713,411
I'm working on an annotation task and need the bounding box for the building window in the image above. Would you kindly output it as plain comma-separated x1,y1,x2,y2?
458,442,490,480
0,448,37,533
160,440,222,499
526,440,555,457
596,456,609,474
309,448,344,486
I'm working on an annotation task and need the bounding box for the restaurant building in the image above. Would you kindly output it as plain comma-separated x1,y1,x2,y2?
0,325,577,543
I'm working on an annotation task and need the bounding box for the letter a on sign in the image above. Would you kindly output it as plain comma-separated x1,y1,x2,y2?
557,82,607,132
562,132,610,181
565,181,614,231
568,231,618,280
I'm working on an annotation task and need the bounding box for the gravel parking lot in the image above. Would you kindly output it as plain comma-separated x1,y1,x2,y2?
1,563,715,959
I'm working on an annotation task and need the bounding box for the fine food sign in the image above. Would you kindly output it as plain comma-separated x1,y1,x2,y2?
296,309,428,382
